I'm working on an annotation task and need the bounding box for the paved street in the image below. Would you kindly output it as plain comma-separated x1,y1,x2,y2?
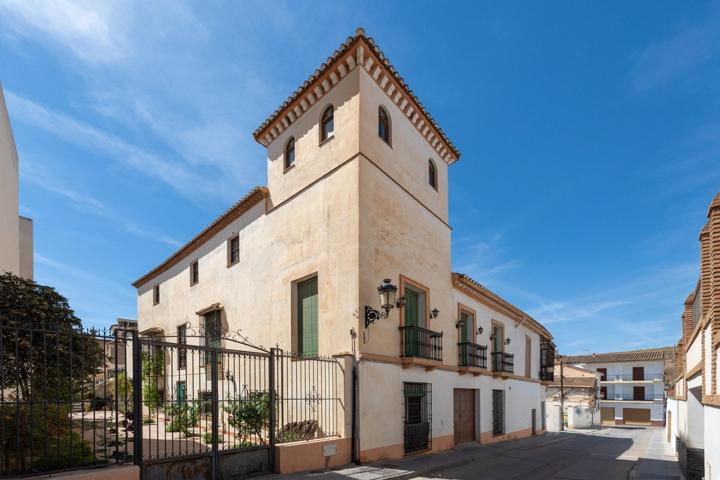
265,426,681,480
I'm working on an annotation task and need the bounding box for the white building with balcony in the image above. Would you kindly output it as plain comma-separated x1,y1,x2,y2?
564,348,672,426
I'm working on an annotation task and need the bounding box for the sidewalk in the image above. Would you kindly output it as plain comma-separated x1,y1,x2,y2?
629,427,682,480
261,433,575,480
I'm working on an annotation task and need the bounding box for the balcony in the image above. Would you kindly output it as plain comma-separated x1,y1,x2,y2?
539,366,554,382
457,342,487,370
600,374,663,382
491,352,514,374
600,393,664,402
399,326,443,368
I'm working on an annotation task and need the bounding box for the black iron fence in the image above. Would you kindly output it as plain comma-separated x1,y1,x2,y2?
0,319,136,477
0,320,344,478
457,342,487,368
491,352,514,373
399,326,442,361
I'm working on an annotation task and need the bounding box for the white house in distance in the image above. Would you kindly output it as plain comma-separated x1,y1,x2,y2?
563,348,672,427
133,28,556,473
0,85,33,280
545,363,600,431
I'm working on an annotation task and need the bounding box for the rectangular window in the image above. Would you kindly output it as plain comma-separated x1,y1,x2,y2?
202,310,222,366
153,284,160,305
633,386,645,401
403,382,431,454
492,389,505,436
297,277,318,356
596,368,607,381
525,336,532,378
600,386,607,399
228,235,240,266
404,285,426,328
177,325,187,369
190,260,199,285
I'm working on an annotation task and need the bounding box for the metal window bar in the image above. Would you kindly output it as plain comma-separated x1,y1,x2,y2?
491,352,514,373
403,382,432,455
492,389,505,436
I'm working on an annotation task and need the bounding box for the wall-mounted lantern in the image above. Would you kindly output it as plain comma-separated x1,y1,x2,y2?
477,326,484,335
364,279,398,328
430,308,439,320
505,337,511,345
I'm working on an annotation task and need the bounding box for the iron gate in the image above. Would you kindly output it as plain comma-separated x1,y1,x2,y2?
135,336,273,479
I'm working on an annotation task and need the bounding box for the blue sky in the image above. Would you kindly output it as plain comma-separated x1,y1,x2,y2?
1,1,718,354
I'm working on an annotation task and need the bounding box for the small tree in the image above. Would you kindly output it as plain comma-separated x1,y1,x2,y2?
108,372,133,414
142,351,164,419
224,391,270,447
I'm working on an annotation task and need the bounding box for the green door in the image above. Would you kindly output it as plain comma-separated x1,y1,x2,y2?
176,381,186,404
460,311,473,342
404,287,426,356
298,277,318,356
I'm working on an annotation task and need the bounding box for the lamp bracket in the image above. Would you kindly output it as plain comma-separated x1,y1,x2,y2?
364,305,388,329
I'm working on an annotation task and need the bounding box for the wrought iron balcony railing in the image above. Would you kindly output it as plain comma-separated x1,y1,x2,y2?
539,366,554,381
457,342,487,368
399,325,443,361
599,393,664,401
600,374,664,382
491,352,514,373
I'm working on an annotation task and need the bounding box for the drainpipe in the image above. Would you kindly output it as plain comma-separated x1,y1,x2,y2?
351,358,359,464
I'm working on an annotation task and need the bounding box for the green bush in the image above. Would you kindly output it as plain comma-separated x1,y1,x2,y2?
224,392,270,446
202,432,223,444
141,351,164,418
164,402,199,436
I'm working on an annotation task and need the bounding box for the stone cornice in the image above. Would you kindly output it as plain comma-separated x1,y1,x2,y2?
253,28,460,164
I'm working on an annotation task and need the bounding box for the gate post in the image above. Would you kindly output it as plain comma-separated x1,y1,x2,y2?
132,330,143,472
269,348,277,473
210,350,219,480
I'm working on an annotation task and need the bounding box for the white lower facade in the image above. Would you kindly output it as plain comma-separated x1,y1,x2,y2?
598,399,665,426
357,359,546,462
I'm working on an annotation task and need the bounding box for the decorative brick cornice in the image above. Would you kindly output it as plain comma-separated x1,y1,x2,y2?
687,360,703,379
451,273,552,340
702,394,720,407
253,28,460,164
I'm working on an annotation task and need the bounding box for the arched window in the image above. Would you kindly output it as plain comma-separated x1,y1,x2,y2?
378,106,390,144
284,137,295,170
320,105,334,143
428,159,437,190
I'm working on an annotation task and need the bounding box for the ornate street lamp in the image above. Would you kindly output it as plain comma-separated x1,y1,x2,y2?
364,279,398,328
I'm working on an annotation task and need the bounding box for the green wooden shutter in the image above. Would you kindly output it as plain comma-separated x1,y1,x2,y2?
461,312,472,342
405,289,419,327
298,277,318,356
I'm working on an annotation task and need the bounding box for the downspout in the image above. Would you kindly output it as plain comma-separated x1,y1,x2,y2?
351,358,359,464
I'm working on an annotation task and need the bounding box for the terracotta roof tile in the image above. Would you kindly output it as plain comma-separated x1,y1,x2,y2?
563,346,673,364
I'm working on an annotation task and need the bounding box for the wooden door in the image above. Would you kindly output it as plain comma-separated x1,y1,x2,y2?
633,367,644,381
453,389,475,445
633,386,646,401
531,409,536,435
601,407,614,425
623,408,651,425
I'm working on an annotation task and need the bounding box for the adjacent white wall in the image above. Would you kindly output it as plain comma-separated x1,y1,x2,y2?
0,86,20,276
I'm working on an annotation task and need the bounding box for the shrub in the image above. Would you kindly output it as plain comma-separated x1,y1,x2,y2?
164,402,199,436
224,392,270,446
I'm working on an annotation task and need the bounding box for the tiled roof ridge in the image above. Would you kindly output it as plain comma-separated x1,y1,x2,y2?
132,186,269,288
252,27,460,163
452,272,552,339
563,346,674,363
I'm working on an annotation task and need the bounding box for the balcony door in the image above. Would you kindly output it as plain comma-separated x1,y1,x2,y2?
633,386,645,401
632,367,644,381
460,311,473,343
492,324,504,353
403,285,426,357
404,285,426,328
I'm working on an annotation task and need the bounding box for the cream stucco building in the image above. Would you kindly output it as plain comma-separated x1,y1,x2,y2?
134,29,555,469
0,85,33,280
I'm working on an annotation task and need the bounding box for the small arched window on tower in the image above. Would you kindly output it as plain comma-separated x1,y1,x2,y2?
320,105,334,143
284,137,295,170
378,106,390,144
428,159,438,190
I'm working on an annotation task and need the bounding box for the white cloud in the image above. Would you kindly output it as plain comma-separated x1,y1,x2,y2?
0,0,130,64
22,160,182,247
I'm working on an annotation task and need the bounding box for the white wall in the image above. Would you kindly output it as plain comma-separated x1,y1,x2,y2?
358,360,544,452
0,86,20,276
705,405,720,480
